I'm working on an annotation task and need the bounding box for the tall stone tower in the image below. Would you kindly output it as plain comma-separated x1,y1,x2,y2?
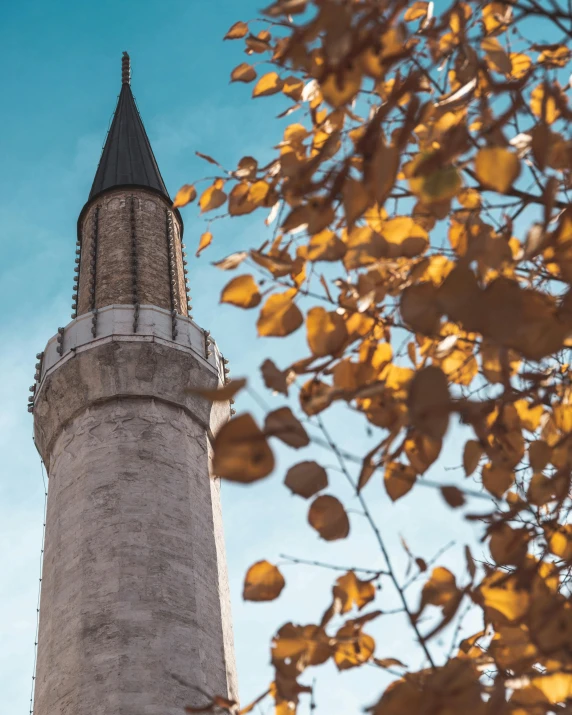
29,54,237,715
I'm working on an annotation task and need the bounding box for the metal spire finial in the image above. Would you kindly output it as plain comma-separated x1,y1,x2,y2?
122,52,131,85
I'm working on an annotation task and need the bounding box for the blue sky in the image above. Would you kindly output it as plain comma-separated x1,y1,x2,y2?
0,2,490,713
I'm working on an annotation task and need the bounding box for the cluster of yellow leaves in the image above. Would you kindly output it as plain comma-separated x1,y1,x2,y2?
179,0,572,713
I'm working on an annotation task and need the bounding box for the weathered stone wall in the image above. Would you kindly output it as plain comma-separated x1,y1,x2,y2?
77,189,187,317
32,340,238,715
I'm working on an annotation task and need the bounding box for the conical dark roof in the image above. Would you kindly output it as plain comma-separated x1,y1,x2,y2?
89,54,170,202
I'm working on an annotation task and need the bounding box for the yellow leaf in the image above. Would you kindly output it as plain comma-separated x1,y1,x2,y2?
407,366,450,441
530,83,560,124
421,567,459,610
253,72,283,98
172,184,197,209
285,461,328,499
404,433,441,474
231,62,257,83
213,413,275,482
264,406,309,448
482,462,514,498
514,399,544,431
509,52,531,79
282,75,304,100
306,307,348,357
334,572,375,613
539,45,572,67
221,274,261,309
404,1,429,21
321,66,362,107
308,495,350,541
196,231,212,257
384,462,417,501
480,571,530,621
307,230,346,262
224,21,249,40
257,289,304,337
333,624,374,670
533,672,572,705
186,377,246,402
475,147,520,193
199,179,227,213
381,217,429,257
548,524,572,561
463,440,483,476
243,560,285,601
457,187,481,209
482,3,512,34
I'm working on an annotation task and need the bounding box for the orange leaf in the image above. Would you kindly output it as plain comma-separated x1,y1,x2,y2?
257,289,303,337
224,21,249,40
243,560,285,601
196,231,213,257
253,72,283,98
172,184,197,209
231,63,257,83
200,180,227,213
475,147,520,193
306,307,348,357
221,274,261,309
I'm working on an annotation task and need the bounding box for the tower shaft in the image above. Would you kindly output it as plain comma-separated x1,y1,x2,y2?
31,56,237,715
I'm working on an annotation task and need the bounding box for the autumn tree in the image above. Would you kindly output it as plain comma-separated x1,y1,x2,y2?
176,1,572,713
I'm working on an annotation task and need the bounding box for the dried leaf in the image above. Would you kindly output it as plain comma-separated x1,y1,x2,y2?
308,495,350,540
285,461,328,498
384,462,417,502
264,407,309,448
407,366,450,441
213,413,275,482
213,251,248,271
440,485,466,508
186,378,246,402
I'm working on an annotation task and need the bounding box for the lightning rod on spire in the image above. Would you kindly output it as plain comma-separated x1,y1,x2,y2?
122,52,131,85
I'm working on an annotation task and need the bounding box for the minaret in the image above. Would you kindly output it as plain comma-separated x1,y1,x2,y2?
30,54,237,715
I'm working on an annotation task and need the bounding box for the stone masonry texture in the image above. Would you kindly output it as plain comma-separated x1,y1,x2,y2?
77,188,187,317
32,339,238,715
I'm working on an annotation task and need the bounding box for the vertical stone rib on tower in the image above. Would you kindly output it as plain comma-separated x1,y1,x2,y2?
32,55,237,715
